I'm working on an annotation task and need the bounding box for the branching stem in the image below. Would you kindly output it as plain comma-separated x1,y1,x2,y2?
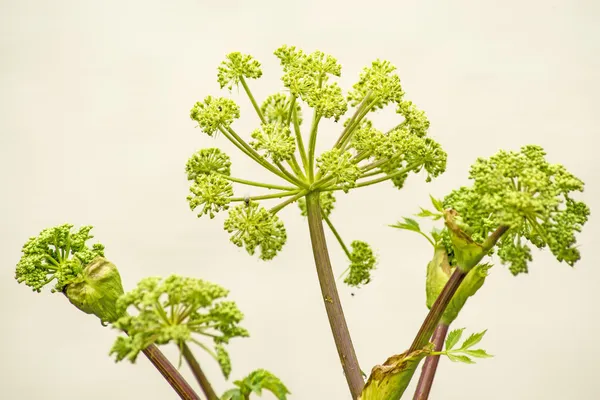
270,190,308,214
412,323,449,400
181,342,219,400
239,76,266,125
141,344,201,400
223,175,296,191
231,190,300,202
305,192,364,399
408,225,509,352
323,214,351,259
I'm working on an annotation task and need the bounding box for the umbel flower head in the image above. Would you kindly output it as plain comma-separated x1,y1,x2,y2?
15,224,125,324
186,45,448,287
443,145,589,275
110,275,249,379
224,201,287,261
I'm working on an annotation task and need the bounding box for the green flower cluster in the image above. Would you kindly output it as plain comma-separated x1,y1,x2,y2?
15,224,126,324
185,148,234,219
224,201,287,261
218,51,263,90
343,241,377,287
251,123,296,163
15,224,105,293
190,96,240,136
185,45,448,283
260,93,303,125
444,145,589,274
110,275,248,379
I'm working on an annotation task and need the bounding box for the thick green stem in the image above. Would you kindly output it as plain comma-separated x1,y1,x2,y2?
408,225,509,352
409,268,467,353
412,323,449,400
305,192,364,399
240,76,266,125
181,342,219,400
141,344,201,400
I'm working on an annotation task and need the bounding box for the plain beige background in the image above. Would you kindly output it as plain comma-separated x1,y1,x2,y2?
1,0,599,399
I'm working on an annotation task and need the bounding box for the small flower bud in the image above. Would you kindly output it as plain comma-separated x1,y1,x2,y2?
65,256,125,324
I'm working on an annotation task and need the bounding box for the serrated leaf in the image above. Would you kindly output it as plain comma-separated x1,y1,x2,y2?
416,207,443,220
447,354,474,364
416,208,436,218
445,328,464,350
464,349,493,358
460,330,487,350
221,388,243,400
391,217,421,233
430,194,444,212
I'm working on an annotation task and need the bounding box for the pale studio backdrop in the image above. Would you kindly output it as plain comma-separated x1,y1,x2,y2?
1,1,599,399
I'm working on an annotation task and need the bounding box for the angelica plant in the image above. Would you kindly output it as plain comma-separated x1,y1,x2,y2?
388,145,590,400
186,45,446,398
14,224,204,400
13,44,589,400
110,275,250,399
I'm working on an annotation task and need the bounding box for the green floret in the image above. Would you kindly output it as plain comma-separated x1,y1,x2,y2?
224,202,287,260
376,129,447,187
187,174,233,219
217,52,263,90
350,120,386,155
304,82,348,121
444,145,590,274
250,123,296,163
317,148,361,192
222,369,291,400
411,137,447,182
274,45,346,119
185,148,232,179
343,241,377,287
298,191,336,218
347,59,404,110
110,275,249,379
396,100,430,137
15,224,105,293
190,96,240,136
261,93,303,125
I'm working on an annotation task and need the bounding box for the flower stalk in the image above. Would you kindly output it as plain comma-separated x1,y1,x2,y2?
181,342,219,400
305,191,364,399
141,343,201,400
412,323,449,400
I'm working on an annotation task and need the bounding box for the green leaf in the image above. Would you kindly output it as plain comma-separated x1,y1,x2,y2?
445,328,464,351
430,194,444,212
460,330,487,350
447,354,474,364
221,388,243,400
415,207,443,220
464,349,493,358
391,217,421,232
